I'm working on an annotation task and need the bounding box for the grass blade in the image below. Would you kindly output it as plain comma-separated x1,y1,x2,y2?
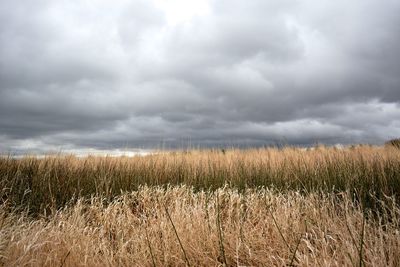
164,203,191,267
216,192,227,266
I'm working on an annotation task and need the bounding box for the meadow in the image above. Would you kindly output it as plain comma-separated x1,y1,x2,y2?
0,145,399,266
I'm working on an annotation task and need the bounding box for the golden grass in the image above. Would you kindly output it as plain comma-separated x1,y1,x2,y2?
1,145,400,214
0,145,400,266
1,186,399,266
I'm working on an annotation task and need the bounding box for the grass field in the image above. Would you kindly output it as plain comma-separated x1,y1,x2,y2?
0,145,400,266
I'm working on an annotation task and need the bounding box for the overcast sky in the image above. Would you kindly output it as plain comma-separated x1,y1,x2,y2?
1,0,400,152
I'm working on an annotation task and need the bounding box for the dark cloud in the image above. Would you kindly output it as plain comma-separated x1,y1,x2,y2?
1,0,400,153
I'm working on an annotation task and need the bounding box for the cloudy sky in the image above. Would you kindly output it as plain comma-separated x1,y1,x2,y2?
1,0,400,153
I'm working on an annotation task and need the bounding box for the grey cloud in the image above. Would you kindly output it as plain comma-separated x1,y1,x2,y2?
1,0,400,153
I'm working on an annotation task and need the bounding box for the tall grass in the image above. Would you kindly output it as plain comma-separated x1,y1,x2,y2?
0,145,399,265
1,145,399,214
0,186,399,266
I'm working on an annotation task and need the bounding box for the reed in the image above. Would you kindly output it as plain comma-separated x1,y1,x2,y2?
0,186,398,266
0,145,399,214
0,145,399,265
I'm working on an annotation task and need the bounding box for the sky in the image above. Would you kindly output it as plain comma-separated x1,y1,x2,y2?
1,0,400,153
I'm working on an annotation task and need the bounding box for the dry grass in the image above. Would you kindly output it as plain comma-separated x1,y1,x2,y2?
1,186,399,266
0,145,400,266
1,145,400,214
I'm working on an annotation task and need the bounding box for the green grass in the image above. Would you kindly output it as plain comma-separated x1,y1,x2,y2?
0,145,399,215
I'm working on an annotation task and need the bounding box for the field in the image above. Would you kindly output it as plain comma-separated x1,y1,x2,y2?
0,145,400,266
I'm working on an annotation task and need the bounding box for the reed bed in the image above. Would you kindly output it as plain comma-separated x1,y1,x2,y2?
0,145,399,214
0,186,399,266
0,145,400,266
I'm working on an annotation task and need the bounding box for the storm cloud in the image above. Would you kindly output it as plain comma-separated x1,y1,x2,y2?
1,0,400,152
